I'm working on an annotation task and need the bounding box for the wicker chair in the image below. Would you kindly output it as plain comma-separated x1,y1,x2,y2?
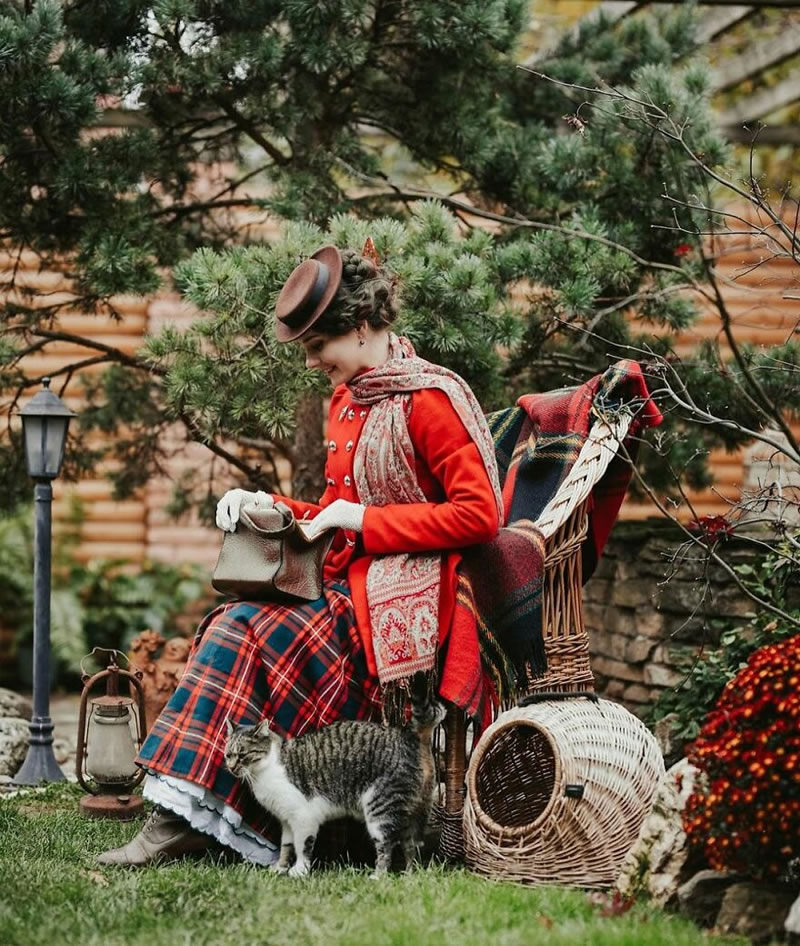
437,413,634,861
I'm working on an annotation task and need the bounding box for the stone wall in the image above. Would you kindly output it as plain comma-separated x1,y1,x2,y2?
584,519,759,716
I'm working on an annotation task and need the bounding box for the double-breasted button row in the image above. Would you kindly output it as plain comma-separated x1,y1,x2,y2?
327,438,355,453
325,475,354,487
338,405,360,422
327,401,369,519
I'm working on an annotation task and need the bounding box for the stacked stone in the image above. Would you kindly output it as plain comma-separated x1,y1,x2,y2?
584,520,761,716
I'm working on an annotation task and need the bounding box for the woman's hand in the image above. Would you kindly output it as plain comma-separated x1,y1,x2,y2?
302,499,365,541
216,489,273,532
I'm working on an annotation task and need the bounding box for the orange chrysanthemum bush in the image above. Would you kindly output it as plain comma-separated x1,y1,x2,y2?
683,633,800,882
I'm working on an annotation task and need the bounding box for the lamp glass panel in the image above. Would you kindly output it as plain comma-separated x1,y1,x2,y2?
44,416,69,477
22,416,45,478
85,706,139,783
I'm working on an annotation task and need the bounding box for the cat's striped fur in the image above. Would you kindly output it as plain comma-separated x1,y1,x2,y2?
224,681,444,876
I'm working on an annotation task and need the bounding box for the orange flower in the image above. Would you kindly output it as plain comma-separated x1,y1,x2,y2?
683,633,800,880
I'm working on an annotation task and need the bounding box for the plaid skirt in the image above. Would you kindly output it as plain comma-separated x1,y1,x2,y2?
137,579,382,840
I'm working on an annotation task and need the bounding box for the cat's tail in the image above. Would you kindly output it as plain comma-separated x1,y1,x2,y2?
409,672,446,743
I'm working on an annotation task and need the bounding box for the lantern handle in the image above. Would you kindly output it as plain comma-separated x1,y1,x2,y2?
80,647,142,682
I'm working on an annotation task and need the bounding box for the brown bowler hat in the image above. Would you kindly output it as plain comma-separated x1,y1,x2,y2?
274,245,343,342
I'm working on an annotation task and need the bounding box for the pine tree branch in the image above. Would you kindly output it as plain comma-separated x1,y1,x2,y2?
210,94,290,167
235,435,289,488
525,69,800,260
526,68,800,465
207,163,274,202
575,282,696,350
178,413,273,490
18,356,111,394
153,21,290,168
26,329,166,376
345,179,704,286
150,197,266,220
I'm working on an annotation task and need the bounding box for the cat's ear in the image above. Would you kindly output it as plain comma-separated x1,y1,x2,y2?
252,718,274,740
225,717,235,738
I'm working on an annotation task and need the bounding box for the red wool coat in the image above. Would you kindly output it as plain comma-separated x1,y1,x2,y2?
274,384,499,675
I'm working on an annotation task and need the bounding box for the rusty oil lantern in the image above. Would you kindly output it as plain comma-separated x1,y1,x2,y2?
76,649,148,819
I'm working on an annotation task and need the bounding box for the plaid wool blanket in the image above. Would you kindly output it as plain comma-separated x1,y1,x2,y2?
439,360,663,725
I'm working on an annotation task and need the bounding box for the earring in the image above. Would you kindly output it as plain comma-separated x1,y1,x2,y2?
358,336,365,347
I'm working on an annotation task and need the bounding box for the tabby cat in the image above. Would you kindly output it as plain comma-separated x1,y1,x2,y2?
224,684,444,877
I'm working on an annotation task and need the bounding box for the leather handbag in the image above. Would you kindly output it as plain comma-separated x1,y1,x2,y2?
211,501,334,602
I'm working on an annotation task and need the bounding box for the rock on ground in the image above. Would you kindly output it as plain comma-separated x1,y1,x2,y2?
714,881,798,945
0,688,32,721
677,869,743,927
0,716,30,778
615,757,703,906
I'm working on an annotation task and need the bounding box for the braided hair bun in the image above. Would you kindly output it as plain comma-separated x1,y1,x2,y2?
341,248,378,283
313,248,398,335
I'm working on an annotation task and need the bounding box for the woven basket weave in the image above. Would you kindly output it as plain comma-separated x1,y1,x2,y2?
463,697,664,887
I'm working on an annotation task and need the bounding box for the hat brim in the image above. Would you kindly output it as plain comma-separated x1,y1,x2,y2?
274,245,343,343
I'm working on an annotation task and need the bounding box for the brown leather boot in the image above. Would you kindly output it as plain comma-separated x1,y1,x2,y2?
94,806,218,867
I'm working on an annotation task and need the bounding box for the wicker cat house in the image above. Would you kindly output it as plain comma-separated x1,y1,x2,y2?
462,697,665,888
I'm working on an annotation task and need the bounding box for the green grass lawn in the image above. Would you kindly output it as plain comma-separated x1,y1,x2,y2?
0,783,749,946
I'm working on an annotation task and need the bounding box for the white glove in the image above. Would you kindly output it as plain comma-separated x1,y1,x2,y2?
216,488,273,532
302,499,365,541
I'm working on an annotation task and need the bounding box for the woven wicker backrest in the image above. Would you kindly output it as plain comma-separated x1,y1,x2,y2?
525,416,632,695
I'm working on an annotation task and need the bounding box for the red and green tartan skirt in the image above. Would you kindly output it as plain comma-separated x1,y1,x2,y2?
137,579,382,840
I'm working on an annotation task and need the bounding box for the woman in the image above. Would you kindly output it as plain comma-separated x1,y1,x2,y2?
96,243,502,867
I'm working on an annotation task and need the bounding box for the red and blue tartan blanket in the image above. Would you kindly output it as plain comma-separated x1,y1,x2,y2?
440,360,663,725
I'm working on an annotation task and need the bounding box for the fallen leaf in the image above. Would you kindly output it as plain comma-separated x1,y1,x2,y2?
85,869,110,887
587,890,636,917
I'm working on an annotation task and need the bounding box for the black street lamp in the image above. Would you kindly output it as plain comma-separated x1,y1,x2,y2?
12,378,76,786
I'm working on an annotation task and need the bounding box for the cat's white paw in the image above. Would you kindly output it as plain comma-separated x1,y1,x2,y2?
288,862,310,878
270,862,290,875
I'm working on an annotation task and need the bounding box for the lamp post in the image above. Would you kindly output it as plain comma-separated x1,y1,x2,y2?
12,378,75,786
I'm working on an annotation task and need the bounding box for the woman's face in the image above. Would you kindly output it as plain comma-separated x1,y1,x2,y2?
299,328,364,386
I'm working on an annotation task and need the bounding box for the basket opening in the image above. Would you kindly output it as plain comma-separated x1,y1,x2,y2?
474,722,556,829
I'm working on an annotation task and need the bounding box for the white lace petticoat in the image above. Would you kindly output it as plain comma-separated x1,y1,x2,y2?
142,772,278,867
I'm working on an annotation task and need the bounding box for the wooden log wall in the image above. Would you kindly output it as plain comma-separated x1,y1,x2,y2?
3,207,799,567
623,221,800,520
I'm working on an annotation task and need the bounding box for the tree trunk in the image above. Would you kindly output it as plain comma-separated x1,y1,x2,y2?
291,391,326,501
